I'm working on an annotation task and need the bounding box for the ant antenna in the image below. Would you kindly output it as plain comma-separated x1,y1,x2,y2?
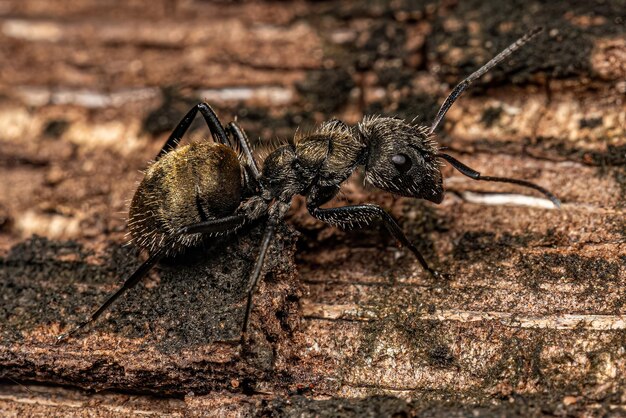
429,27,543,134
438,153,561,208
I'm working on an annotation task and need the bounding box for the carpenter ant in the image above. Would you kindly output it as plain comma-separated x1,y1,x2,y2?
57,27,559,343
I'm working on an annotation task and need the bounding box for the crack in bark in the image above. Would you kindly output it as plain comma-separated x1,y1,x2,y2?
302,302,626,330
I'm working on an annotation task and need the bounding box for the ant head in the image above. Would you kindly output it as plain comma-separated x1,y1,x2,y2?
357,116,444,203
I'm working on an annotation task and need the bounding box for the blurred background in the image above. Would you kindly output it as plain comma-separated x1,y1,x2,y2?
0,1,625,415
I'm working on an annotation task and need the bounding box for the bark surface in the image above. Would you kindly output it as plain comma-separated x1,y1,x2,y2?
0,0,625,416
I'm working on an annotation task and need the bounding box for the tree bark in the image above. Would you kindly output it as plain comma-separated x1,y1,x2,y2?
0,0,624,416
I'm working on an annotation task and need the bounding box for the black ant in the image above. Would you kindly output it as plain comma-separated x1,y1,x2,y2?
57,27,559,343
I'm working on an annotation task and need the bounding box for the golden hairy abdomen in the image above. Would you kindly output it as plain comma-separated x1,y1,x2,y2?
128,142,242,254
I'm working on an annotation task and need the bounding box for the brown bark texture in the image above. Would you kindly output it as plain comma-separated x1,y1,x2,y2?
0,0,625,416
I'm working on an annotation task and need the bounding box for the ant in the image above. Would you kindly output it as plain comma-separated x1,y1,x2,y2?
57,27,559,343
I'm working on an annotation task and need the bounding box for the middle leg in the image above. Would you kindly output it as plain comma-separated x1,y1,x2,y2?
241,223,275,337
239,201,291,339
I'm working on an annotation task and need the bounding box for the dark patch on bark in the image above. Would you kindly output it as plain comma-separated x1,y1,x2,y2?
142,86,200,136
296,68,355,114
0,224,303,395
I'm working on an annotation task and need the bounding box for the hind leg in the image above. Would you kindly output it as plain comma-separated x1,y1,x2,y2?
56,215,247,343
156,102,230,160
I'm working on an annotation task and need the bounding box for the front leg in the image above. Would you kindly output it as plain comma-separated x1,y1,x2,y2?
308,203,441,278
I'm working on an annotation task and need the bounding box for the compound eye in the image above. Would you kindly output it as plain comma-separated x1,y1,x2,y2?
391,153,412,172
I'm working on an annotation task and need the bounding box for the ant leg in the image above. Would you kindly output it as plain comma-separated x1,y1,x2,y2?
241,223,275,339
55,249,166,343
176,214,246,235
226,121,261,181
156,102,230,160
56,215,247,344
309,204,441,278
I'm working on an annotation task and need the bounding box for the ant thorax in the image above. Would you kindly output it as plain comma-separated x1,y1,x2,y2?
260,116,445,204
260,120,366,200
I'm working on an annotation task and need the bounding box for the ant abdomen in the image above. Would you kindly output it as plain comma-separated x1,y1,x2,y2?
128,142,243,256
